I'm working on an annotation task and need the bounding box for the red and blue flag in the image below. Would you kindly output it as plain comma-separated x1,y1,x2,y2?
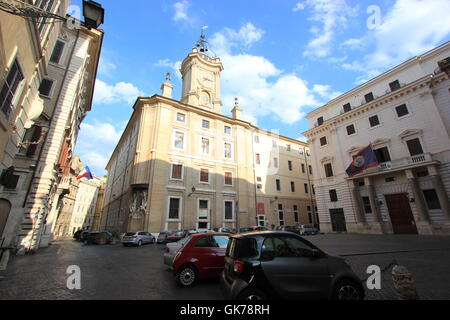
77,166,93,180
346,145,379,177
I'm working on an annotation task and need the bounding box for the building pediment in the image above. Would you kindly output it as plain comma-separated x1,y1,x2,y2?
320,156,334,163
399,129,422,139
372,138,390,147
347,146,363,154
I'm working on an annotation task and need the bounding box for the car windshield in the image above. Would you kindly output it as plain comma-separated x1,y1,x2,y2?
125,232,136,236
227,238,258,258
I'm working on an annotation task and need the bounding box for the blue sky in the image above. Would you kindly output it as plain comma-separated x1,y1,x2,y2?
71,0,450,176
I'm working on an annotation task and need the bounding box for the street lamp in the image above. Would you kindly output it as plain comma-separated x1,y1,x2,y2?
82,0,104,29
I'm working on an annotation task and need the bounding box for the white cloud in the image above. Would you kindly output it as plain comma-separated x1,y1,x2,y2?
341,0,450,80
340,37,365,50
173,0,190,21
154,59,182,79
98,58,117,77
293,2,306,12
93,79,145,105
312,84,342,100
210,24,329,125
75,121,125,176
299,0,359,58
210,22,265,55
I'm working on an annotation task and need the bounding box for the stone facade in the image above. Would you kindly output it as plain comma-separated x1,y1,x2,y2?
303,42,450,235
102,45,316,234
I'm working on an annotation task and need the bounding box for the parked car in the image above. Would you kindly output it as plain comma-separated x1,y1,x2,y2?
280,225,299,233
213,227,234,234
239,226,268,233
165,230,188,243
121,231,155,247
163,236,192,267
172,233,230,287
299,224,319,235
220,231,364,300
84,231,114,245
73,230,90,242
157,231,172,244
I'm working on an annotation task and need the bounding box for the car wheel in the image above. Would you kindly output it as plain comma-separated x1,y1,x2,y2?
123,244,128,247
137,240,142,247
237,288,267,300
333,279,364,300
177,265,197,287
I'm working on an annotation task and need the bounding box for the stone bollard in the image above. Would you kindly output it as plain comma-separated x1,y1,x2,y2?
392,265,419,300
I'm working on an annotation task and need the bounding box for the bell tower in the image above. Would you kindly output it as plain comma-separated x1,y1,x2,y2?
180,28,224,114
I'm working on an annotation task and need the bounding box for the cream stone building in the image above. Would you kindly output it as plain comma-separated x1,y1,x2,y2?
0,10,103,252
303,42,450,235
102,41,316,234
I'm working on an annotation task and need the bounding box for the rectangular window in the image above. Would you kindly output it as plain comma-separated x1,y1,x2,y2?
288,161,292,171
324,163,334,177
36,0,56,35
304,183,308,194
362,197,372,214
224,201,233,220
317,116,324,126
276,179,281,191
173,131,185,149
309,165,313,175
312,184,315,194
286,144,291,152
365,92,374,103
395,104,409,117
254,135,259,143
346,124,356,135
224,143,232,159
423,189,441,210
38,79,54,97
1,58,24,118
329,189,338,202
369,115,380,127
293,205,299,223
201,137,210,154
301,163,305,173
272,140,278,148
202,119,210,129
200,168,209,183
255,153,261,165
50,40,65,64
224,172,233,186
273,157,279,168
171,164,183,180
320,136,327,146
389,80,401,92
168,198,180,219
291,181,295,192
176,112,185,122
199,200,209,219
406,138,424,156
343,103,351,112
224,126,231,134
374,147,391,163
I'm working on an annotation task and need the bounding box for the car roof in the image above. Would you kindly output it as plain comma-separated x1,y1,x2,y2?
190,232,230,238
231,231,299,238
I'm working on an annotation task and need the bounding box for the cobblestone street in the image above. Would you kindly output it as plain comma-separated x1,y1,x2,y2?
1,234,450,300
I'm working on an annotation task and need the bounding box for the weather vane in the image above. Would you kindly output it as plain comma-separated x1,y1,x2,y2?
195,25,216,57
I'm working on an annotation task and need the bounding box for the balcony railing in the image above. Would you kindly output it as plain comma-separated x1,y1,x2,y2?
364,153,433,175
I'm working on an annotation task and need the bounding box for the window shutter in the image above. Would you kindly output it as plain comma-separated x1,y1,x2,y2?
26,126,42,157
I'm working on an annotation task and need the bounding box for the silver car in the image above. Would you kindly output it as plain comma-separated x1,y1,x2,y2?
121,231,155,247
163,236,192,267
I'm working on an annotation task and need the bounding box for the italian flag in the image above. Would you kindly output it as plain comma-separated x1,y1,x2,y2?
77,166,93,180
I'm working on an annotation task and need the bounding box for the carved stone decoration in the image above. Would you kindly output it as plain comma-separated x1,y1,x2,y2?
129,189,148,219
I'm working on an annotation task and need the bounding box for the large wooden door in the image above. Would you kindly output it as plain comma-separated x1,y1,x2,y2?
385,194,418,234
329,209,347,232
0,199,11,238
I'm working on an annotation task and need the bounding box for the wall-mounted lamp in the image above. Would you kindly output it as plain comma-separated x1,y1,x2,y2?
188,186,196,197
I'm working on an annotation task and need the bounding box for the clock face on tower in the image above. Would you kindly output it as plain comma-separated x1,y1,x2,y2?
199,70,214,88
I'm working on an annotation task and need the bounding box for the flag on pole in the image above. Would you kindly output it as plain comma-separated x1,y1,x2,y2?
77,166,93,180
346,145,379,177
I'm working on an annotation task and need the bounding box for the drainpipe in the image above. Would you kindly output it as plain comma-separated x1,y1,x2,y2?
303,146,316,227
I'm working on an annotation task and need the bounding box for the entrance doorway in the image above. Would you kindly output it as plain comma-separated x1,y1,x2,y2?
329,209,347,232
385,193,418,234
0,199,11,239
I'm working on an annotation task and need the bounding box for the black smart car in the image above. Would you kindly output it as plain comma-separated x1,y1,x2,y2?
220,231,364,300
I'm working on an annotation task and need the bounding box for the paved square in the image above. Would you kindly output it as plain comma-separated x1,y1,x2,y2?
1,234,449,300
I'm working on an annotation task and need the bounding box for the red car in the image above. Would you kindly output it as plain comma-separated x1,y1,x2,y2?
165,230,187,243
172,233,230,287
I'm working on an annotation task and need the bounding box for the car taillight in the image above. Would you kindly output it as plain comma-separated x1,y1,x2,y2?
233,261,245,275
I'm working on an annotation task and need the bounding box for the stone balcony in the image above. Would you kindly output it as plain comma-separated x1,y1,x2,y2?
349,153,437,179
